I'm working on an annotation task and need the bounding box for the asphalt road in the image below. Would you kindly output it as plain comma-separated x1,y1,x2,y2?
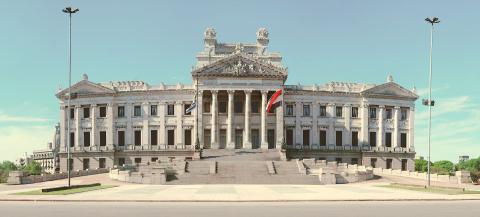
1,201,480,217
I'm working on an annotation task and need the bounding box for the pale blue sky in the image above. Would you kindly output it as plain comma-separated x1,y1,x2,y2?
0,0,478,162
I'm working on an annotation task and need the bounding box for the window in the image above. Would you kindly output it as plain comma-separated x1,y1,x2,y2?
83,158,90,170
234,101,243,113
385,132,392,147
203,101,211,113
83,107,90,118
336,106,343,117
371,158,377,168
118,131,125,146
286,129,294,146
69,158,74,170
302,130,310,146
167,104,175,115
386,108,392,120
285,104,294,116
401,109,408,121
401,133,407,148
100,131,106,146
118,158,125,166
151,105,157,116
319,106,327,117
319,130,327,146
351,158,358,165
386,159,392,169
118,106,125,117
134,130,141,146
151,130,158,145
401,159,408,171
69,132,75,147
151,157,158,162
335,158,342,163
369,107,377,119
83,132,90,147
219,101,227,113
134,158,141,164
369,132,377,147
251,101,260,113
303,104,310,116
168,130,175,146
351,107,358,118
99,158,106,169
184,129,192,146
184,103,192,115
70,108,75,119
134,105,141,117
99,106,106,117
352,131,358,146
336,131,342,146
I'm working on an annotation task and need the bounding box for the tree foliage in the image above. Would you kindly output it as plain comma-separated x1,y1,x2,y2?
0,161,18,183
414,159,428,172
22,161,42,175
431,160,454,175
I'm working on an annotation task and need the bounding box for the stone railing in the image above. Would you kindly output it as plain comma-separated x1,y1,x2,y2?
7,168,109,185
300,159,374,184
286,145,414,153
373,168,471,184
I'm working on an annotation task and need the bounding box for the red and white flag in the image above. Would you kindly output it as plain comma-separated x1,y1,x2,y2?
266,88,283,113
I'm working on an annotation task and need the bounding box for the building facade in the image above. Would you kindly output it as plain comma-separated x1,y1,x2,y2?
56,28,418,172
31,124,60,174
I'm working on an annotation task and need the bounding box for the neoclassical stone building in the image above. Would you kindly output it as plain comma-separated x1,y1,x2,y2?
56,27,418,172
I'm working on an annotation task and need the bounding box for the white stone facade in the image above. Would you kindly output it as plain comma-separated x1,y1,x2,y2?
56,28,418,172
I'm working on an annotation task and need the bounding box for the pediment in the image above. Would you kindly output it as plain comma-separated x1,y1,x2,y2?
56,80,115,99
192,53,288,80
361,82,418,100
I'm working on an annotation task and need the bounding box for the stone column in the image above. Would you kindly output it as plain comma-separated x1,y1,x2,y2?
312,102,319,147
226,90,235,149
126,103,133,146
393,106,400,148
378,105,385,148
211,90,218,149
344,104,351,146
158,102,166,148
360,100,369,146
75,105,81,149
142,102,150,147
106,103,114,147
194,90,203,149
91,104,97,148
275,96,284,149
60,106,66,151
260,90,268,149
327,103,335,145
244,90,252,149
175,101,184,148
408,106,415,151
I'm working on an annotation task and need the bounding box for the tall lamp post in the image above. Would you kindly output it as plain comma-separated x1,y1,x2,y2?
424,17,440,187
63,7,79,187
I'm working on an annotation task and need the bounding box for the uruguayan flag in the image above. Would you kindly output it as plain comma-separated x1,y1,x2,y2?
185,101,197,113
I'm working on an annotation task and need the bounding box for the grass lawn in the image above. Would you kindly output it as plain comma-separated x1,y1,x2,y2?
379,183,480,195
13,185,116,195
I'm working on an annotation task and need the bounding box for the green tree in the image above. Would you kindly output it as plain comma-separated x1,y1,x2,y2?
22,161,42,175
414,159,428,172
431,160,454,175
0,161,19,183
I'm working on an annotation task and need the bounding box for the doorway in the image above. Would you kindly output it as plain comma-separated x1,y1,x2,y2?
267,129,275,149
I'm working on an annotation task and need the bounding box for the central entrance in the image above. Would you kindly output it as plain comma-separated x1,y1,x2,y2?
235,129,243,149
267,129,275,149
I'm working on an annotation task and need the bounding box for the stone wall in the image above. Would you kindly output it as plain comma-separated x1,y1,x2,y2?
373,168,471,184
109,160,186,185
301,159,374,184
7,169,109,185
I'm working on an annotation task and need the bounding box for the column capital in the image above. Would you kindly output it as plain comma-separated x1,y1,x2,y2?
378,105,385,109
244,90,252,94
175,101,183,105
261,90,269,95
343,103,351,107
227,90,235,95
142,102,149,105
91,104,98,108
74,105,81,108
394,106,401,110
210,90,218,95
327,103,335,107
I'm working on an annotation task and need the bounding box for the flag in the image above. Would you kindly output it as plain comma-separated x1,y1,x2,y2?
266,88,283,113
185,101,197,114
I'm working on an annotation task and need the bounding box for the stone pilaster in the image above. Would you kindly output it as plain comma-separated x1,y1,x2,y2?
91,104,97,148
312,102,319,147
106,103,114,147
360,100,369,146
211,90,218,149
175,101,184,148
142,102,150,147
158,102,166,148
327,103,335,145
244,90,252,148
344,104,351,146
226,90,235,149
260,90,268,149
295,101,301,145
378,105,385,148
393,106,400,148
60,106,66,151
408,106,415,151
126,103,133,146
75,105,81,149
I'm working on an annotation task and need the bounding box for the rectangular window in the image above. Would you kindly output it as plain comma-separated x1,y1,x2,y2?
151,157,158,162
83,158,90,170
70,108,75,119
401,133,407,148
303,104,310,116
134,105,141,117
99,158,106,169
150,130,158,145
184,103,192,115
401,159,408,171
151,105,157,116
385,132,392,147
336,106,343,117
134,158,141,164
351,158,358,165
168,130,175,146
118,158,125,166
134,130,141,146
83,132,90,147
83,107,90,118
118,131,125,146
319,106,327,117
286,129,294,146
251,101,260,113
99,106,107,117
401,109,408,121
386,159,392,169
167,104,175,116
386,108,393,120
203,101,211,113
351,107,358,118
302,130,310,146
184,129,192,146
369,132,377,147
336,131,342,146
285,104,294,116
100,131,106,146
369,107,377,119
352,131,358,146
118,106,125,117
219,101,227,113
319,130,327,146
234,101,243,113
69,132,75,147
371,158,377,168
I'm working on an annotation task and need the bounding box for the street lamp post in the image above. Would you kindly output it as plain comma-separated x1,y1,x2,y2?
63,7,79,187
424,17,440,188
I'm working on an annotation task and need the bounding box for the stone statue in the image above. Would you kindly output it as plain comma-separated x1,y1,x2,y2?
204,27,216,39
256,28,269,39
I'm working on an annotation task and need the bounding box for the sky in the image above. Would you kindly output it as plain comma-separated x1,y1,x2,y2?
0,0,478,162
